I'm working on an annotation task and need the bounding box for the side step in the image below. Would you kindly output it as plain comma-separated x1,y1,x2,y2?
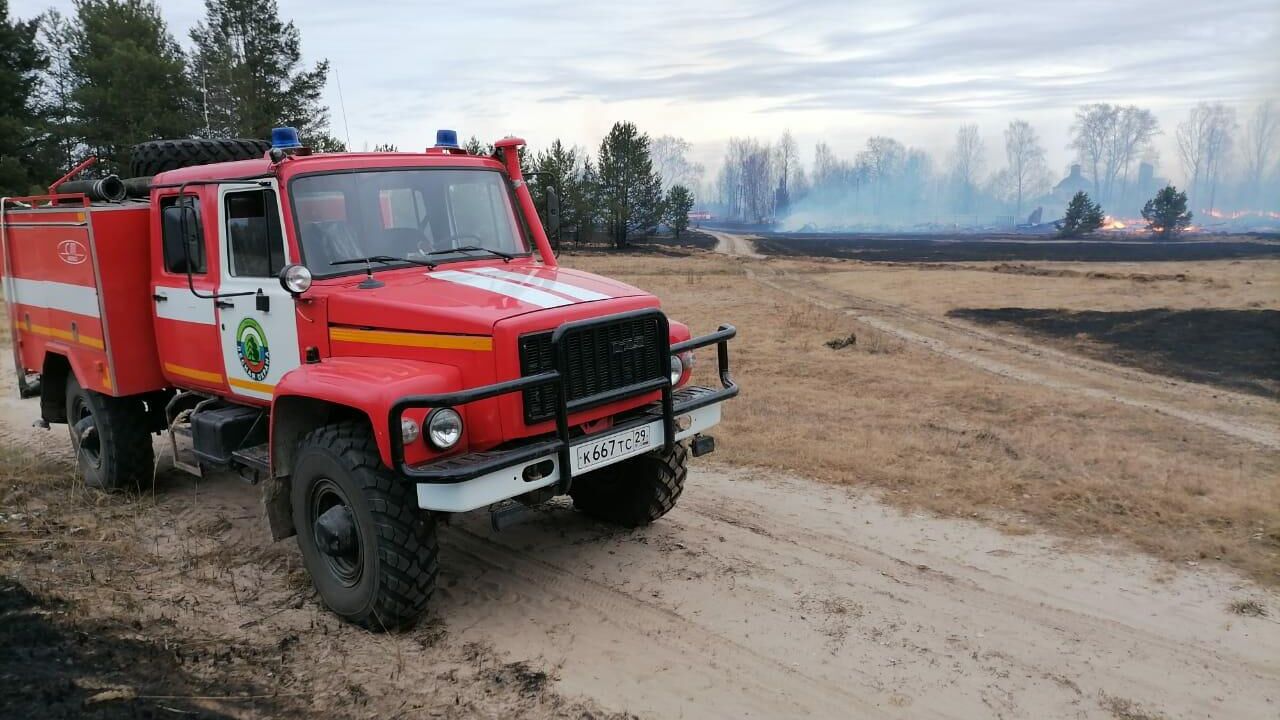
168,414,204,477
230,444,269,474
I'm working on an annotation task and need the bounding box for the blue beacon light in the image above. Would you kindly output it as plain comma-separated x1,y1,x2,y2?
271,126,303,150
435,129,460,149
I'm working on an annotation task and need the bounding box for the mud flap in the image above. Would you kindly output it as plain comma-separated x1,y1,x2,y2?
263,474,295,540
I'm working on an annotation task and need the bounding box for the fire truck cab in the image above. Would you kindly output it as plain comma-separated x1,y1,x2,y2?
0,129,737,629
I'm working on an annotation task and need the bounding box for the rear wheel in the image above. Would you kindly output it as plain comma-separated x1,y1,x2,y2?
570,442,688,527
291,421,437,631
64,375,154,491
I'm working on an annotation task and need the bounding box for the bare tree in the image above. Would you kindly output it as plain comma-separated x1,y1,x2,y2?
650,135,704,193
812,142,841,190
1070,104,1158,207
1177,102,1237,211
1071,104,1114,201
1105,106,1159,206
1003,120,1048,217
950,124,984,213
1241,100,1277,209
717,137,774,222
859,136,905,216
774,129,799,211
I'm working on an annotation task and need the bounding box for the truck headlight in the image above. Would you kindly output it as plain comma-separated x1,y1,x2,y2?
427,408,463,449
669,353,684,386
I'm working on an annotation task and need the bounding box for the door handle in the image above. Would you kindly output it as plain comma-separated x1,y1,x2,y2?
152,293,168,302
215,299,235,309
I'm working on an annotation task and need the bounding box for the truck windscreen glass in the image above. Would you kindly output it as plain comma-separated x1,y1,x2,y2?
289,169,531,277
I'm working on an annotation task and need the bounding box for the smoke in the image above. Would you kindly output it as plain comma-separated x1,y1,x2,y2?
707,101,1280,234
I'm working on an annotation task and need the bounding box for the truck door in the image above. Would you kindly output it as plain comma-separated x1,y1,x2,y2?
215,183,300,402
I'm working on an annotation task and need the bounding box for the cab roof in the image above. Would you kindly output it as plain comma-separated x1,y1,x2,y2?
152,151,507,187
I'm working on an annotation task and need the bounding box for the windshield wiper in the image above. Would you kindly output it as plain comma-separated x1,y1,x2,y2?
423,245,513,262
330,255,436,268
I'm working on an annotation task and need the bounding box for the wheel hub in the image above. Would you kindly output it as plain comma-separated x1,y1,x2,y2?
72,407,101,465
314,504,357,557
310,481,363,587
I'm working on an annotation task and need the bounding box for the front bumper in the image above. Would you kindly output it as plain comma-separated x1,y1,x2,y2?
387,312,738,512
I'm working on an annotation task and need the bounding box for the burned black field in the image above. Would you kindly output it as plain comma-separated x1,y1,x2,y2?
949,307,1280,397
750,232,1280,263
0,578,289,720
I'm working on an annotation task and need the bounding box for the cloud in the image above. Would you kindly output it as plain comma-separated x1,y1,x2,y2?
14,0,1277,170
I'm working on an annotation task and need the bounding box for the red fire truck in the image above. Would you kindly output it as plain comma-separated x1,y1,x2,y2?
0,128,737,629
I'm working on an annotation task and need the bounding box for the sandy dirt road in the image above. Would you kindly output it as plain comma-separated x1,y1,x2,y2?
2,387,1276,719
707,228,764,259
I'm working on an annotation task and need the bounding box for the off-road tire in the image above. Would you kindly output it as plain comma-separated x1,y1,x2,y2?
64,375,154,492
291,421,437,631
570,442,688,527
129,138,271,178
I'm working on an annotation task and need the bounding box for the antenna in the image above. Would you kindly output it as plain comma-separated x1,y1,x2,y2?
335,67,352,150
201,67,210,137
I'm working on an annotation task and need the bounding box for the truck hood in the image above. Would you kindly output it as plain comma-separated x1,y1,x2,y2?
325,264,652,335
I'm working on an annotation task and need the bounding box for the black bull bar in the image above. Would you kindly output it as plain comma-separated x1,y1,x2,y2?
388,309,737,490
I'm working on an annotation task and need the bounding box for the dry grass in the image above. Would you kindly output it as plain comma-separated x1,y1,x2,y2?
565,250,1280,586
1228,598,1269,617
1099,693,1167,720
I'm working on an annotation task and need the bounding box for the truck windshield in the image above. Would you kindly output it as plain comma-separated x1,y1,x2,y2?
290,169,529,276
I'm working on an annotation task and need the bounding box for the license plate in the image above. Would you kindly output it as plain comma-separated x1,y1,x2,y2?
570,420,662,475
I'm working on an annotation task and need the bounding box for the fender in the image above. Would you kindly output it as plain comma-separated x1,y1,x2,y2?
43,343,104,397
271,357,463,470
263,357,463,541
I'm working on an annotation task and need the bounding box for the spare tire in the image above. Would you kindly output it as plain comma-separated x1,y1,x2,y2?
129,138,271,178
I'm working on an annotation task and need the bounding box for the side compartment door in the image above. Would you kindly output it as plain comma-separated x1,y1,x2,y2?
152,194,225,394
215,183,299,402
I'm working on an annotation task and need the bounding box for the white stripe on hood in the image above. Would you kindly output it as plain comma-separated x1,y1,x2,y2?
466,267,611,302
430,270,573,308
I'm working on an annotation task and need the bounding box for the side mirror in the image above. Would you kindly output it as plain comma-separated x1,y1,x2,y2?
279,264,312,296
162,202,204,275
545,186,561,237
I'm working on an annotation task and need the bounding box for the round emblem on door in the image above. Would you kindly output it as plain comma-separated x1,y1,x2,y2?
235,318,271,382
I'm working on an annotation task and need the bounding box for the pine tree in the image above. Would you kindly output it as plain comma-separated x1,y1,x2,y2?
0,0,46,194
463,136,492,156
1141,185,1193,240
70,0,199,174
531,140,593,241
32,9,79,180
1057,191,1104,238
664,185,694,238
595,121,662,248
190,0,334,145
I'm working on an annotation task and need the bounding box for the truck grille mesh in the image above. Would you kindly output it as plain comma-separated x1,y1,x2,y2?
518,317,665,424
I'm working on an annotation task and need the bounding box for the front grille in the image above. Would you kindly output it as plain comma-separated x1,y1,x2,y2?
519,316,666,423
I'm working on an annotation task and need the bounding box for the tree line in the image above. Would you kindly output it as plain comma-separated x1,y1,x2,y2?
714,101,1279,228
1,0,340,193
513,123,697,248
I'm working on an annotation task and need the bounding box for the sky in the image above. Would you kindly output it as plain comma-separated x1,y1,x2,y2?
15,0,1280,187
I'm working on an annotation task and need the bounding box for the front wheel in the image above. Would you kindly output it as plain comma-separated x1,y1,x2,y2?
291,421,438,630
570,442,688,527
